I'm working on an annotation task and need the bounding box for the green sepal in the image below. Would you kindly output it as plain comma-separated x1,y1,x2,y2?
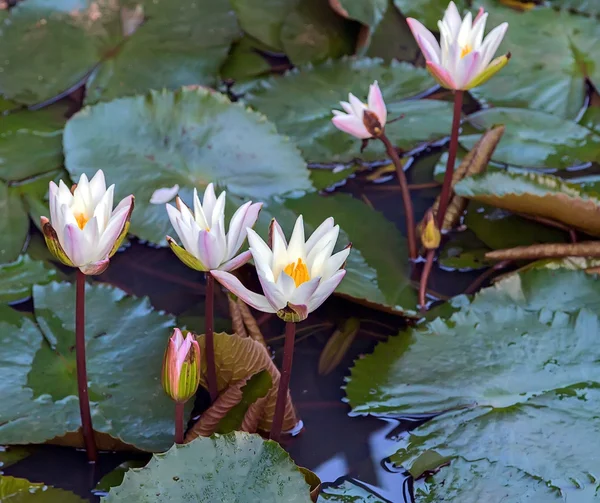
167,236,208,272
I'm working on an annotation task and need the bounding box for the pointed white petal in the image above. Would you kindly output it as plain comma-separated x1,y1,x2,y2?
443,1,462,37
258,271,288,311
211,191,227,229
150,184,179,204
322,246,351,280
478,22,508,68
97,205,129,258
305,217,335,254
287,215,306,260
340,101,354,115
290,277,320,306
406,18,441,65
197,230,222,270
331,114,371,139
457,11,472,48
202,183,217,222
276,271,297,300
307,270,346,313
247,228,273,273
470,11,488,49
64,223,88,266
219,250,252,272
211,270,276,313
367,81,387,126
348,93,366,118
88,170,107,206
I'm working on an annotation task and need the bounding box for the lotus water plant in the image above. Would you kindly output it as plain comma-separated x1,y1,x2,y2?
165,183,262,402
212,215,350,441
331,81,417,260
41,169,134,462
406,1,509,308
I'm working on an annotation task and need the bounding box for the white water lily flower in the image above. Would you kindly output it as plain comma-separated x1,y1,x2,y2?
41,170,134,275
212,216,351,322
407,2,509,90
166,183,262,272
150,184,179,204
331,81,387,139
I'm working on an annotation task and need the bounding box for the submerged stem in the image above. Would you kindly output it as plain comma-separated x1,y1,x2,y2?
270,321,296,443
175,402,185,444
379,133,418,260
436,90,464,228
75,270,98,463
418,249,436,310
205,273,218,402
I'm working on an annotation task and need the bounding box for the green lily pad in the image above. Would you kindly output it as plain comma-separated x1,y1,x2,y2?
319,479,389,502
220,35,273,83
103,432,312,502
0,475,86,502
464,202,568,251
438,230,491,271
0,446,32,470
0,281,179,452
460,108,600,170
333,0,387,28
415,458,560,503
392,0,467,31
246,58,447,163
0,180,29,264
0,101,68,181
473,1,600,118
260,192,418,314
0,255,59,304
94,460,149,494
0,0,240,106
280,0,356,65
346,268,600,500
454,171,600,237
64,87,313,246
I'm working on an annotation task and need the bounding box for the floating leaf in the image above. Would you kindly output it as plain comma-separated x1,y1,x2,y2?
0,446,32,470
64,87,313,246
103,432,312,502
438,230,491,272
194,332,297,433
0,180,29,264
455,171,600,237
262,192,418,314
246,58,446,163
280,0,356,65
392,0,467,31
319,478,390,502
460,108,600,170
220,35,273,83
0,0,240,106
318,318,360,375
346,268,600,499
473,1,600,118
94,460,148,494
0,101,68,181
0,475,86,502
0,255,58,304
0,282,178,452
330,0,387,27
185,369,272,439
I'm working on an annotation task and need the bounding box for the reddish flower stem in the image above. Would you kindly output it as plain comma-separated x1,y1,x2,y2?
418,249,436,310
379,133,418,259
205,273,218,402
270,321,296,443
175,402,185,444
436,90,464,228
75,270,98,463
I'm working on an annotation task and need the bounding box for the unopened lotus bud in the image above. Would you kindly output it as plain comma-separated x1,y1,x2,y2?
421,210,441,250
162,329,201,403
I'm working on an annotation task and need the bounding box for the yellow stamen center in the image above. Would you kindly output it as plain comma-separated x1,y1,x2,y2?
74,212,89,230
283,258,310,287
460,44,472,59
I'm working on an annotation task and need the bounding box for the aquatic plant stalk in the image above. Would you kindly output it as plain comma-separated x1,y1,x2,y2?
418,249,436,309
379,133,417,260
437,90,463,227
75,270,98,462
175,402,185,444
270,322,296,442
205,273,218,402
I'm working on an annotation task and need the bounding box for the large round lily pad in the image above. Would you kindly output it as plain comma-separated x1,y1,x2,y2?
346,268,600,500
103,432,312,502
0,255,58,304
0,0,240,106
461,108,600,170
246,58,449,163
0,281,178,452
64,87,313,246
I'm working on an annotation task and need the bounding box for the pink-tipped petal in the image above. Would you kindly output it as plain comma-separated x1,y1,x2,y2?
331,114,370,139
64,224,86,266
367,81,387,127
197,230,222,270
211,270,276,313
474,6,485,23
79,257,110,276
456,50,480,90
426,61,457,90
257,271,288,311
307,269,346,313
415,34,442,66
406,18,441,64
478,22,508,68
218,250,252,272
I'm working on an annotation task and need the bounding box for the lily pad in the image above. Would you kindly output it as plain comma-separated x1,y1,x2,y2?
0,281,179,452
103,432,312,502
438,230,491,271
64,87,313,246
0,475,86,502
454,171,600,237
0,0,240,106
464,202,568,251
392,0,467,31
261,192,418,314
332,0,388,28
460,108,600,170
0,180,29,264
0,101,68,181
0,446,32,470
280,0,356,65
319,478,390,502
220,35,273,83
473,1,600,118
246,58,447,163
346,268,600,500
0,255,58,304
